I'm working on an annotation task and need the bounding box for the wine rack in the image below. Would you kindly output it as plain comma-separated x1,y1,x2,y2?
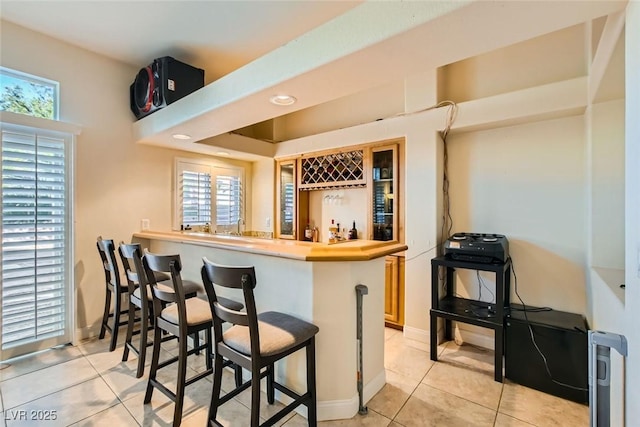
299,150,366,190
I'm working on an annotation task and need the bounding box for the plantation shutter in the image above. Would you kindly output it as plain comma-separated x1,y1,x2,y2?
215,172,242,226
1,122,73,359
180,166,212,226
174,160,244,232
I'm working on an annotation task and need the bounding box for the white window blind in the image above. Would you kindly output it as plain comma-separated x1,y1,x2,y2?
181,170,212,225
175,160,244,231
215,174,242,226
1,126,70,355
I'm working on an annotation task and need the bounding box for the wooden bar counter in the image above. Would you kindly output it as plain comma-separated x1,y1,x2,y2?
133,231,407,421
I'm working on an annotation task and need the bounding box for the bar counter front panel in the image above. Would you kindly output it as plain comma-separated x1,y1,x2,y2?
133,231,407,421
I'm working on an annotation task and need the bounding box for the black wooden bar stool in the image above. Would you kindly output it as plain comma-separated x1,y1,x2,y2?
141,250,244,427
96,237,130,352
201,257,319,427
118,242,203,378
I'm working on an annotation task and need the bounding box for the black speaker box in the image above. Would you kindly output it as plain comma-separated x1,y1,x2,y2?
130,56,204,120
505,304,589,404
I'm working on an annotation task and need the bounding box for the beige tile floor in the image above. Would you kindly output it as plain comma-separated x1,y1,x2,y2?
0,327,588,426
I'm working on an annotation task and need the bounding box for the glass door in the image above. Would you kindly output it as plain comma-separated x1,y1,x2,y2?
371,145,398,241
1,122,74,361
276,160,296,239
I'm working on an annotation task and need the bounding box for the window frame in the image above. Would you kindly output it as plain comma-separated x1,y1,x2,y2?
0,67,60,121
174,158,245,232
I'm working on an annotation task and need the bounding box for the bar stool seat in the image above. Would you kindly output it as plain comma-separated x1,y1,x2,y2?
161,297,213,326
224,311,318,357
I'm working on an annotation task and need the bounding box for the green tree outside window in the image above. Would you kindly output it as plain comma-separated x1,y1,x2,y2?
0,68,58,120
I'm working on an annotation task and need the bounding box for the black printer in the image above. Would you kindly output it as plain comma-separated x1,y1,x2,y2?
444,232,509,264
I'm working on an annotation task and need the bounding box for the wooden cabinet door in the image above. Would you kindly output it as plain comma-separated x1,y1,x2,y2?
384,255,405,328
384,255,399,323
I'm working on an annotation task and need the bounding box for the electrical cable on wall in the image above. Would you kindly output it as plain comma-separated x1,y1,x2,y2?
389,101,459,295
436,101,458,293
438,100,458,251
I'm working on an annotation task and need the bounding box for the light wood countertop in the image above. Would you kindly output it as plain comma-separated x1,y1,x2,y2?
133,231,407,261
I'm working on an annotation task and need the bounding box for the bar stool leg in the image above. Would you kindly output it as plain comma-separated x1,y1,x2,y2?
122,300,136,362
250,365,261,427
234,364,243,387
110,292,121,351
267,364,275,404
136,304,150,378
99,288,111,340
307,337,317,426
144,326,163,404
193,332,201,355
208,352,224,424
205,328,213,371
173,334,188,427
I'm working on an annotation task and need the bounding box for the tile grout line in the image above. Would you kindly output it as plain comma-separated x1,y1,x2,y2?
493,380,506,427
1,372,102,411
92,352,144,426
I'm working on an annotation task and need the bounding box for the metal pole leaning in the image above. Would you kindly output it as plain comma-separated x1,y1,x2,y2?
588,330,627,427
355,284,369,415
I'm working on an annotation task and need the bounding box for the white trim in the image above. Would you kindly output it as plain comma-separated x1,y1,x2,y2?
67,132,76,348
589,10,626,103
75,326,99,343
402,325,430,343
429,321,495,350
453,324,495,350
271,368,386,421
0,111,81,136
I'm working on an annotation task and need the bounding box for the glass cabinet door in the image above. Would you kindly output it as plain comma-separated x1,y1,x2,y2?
371,145,398,241
276,160,296,239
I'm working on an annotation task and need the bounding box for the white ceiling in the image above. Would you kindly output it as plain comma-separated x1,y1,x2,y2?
1,1,628,159
0,1,361,83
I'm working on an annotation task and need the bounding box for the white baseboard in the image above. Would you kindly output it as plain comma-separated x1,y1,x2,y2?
454,326,494,350
75,325,100,344
402,325,429,343
276,369,386,421
317,368,386,421
424,321,494,351
363,368,387,407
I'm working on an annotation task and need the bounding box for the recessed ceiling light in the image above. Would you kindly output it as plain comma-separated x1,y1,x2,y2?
269,94,297,106
216,151,230,156
172,133,191,140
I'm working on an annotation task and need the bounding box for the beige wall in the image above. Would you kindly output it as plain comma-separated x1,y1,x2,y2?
274,80,405,142
446,116,588,343
0,20,252,339
590,100,625,270
250,158,275,233
308,188,368,242
439,24,587,103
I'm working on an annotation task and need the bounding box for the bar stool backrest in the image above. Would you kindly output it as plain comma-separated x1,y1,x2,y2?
118,242,144,295
200,257,260,355
142,250,187,327
96,237,119,287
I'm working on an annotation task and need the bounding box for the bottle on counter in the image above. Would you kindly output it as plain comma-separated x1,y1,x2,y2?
312,227,319,242
328,219,338,243
304,221,313,241
348,221,358,240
